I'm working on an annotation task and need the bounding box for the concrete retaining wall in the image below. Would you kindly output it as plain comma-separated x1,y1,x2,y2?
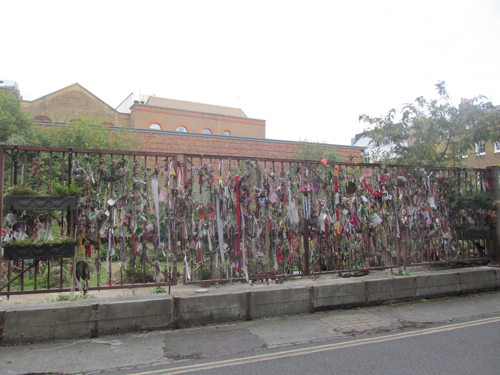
1,267,499,345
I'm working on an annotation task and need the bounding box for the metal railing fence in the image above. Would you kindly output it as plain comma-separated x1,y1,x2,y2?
0,145,496,295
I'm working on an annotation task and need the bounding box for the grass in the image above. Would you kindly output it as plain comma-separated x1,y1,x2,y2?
394,269,411,276
2,260,180,292
151,286,167,294
418,298,431,303
54,294,91,302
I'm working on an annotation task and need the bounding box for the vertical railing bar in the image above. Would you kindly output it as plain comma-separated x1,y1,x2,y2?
7,261,12,298
60,257,64,290
12,146,18,186
47,259,51,289
20,259,24,291
34,259,39,290
22,149,27,185
172,155,178,285
141,155,146,284
0,148,4,283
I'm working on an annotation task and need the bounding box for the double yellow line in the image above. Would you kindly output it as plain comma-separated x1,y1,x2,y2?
131,315,500,375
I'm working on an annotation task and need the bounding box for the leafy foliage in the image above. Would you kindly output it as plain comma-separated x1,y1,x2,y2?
1,91,136,150
2,237,75,248
294,139,340,162
151,286,167,294
5,185,38,196
449,191,494,211
0,91,34,144
32,118,136,151
360,82,500,166
52,179,83,196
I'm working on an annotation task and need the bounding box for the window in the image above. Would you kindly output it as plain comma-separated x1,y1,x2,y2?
176,125,188,133
223,130,231,136
149,122,161,130
494,141,500,153
202,128,213,135
475,141,486,155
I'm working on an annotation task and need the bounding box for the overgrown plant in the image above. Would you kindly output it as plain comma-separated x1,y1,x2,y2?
360,81,499,166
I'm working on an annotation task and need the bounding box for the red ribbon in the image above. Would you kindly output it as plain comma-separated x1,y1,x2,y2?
333,178,339,192
85,243,92,258
362,178,385,197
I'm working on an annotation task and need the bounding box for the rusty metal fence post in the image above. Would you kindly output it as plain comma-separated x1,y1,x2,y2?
0,147,4,281
486,166,500,266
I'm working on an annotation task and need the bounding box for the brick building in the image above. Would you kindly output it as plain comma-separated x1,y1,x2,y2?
4,82,363,161
19,83,266,138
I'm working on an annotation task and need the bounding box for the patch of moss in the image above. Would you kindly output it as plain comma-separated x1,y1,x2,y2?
5,185,38,196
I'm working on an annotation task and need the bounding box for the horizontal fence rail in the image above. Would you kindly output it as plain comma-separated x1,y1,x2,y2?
0,145,497,295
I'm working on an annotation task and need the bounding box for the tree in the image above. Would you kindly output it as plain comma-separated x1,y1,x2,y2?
294,139,340,162
1,91,135,150
0,91,34,144
359,82,500,166
32,118,136,150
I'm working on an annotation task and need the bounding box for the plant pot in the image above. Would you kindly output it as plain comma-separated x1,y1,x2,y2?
2,242,76,260
5,195,76,210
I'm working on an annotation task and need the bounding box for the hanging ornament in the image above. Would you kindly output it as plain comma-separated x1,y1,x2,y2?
362,178,385,196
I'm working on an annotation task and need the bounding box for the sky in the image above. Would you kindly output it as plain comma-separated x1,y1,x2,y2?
2,0,499,146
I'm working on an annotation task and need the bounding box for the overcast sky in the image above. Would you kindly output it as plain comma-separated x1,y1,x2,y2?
2,0,499,145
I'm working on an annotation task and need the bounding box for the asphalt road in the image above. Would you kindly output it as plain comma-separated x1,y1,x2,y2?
1,291,499,375
118,316,499,375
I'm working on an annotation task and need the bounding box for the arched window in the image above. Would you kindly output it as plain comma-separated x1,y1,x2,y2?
34,115,52,123
176,125,188,133
223,130,231,136
202,128,213,135
149,122,162,130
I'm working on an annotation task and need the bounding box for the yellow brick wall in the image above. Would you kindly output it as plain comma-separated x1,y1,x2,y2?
21,85,127,127
462,141,500,168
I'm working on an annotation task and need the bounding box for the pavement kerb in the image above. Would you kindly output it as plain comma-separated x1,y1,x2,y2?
0,265,498,345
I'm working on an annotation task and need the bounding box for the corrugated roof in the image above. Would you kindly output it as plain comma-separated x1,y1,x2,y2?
146,96,247,118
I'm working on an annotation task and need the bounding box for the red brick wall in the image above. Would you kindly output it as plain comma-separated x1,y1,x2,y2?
33,124,363,162
130,104,266,138
132,130,362,162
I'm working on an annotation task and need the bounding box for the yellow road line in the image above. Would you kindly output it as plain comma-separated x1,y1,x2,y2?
130,315,500,375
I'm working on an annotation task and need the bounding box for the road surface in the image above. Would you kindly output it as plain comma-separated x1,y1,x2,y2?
1,291,499,375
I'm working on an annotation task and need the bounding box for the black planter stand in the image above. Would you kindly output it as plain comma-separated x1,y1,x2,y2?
5,195,76,210
459,229,495,240
3,242,76,260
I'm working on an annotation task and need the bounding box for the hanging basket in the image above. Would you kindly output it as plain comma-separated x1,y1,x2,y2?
5,195,76,210
2,241,76,260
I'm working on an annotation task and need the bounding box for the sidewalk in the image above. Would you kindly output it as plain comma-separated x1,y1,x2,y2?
1,288,500,375
0,264,493,304
1,265,499,345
